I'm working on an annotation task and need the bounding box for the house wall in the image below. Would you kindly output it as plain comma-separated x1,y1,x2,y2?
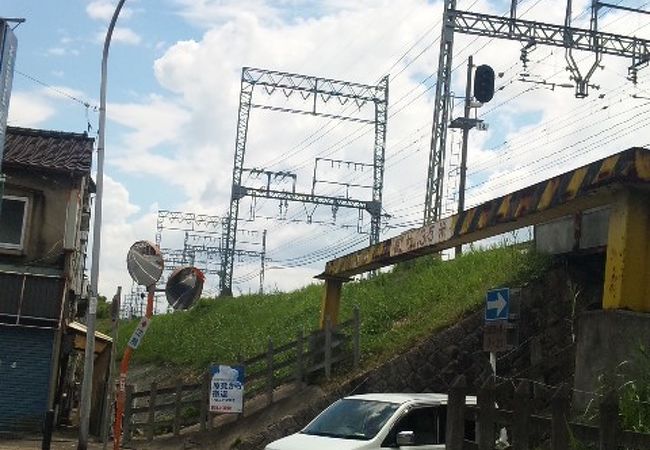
0,168,89,434
0,168,84,270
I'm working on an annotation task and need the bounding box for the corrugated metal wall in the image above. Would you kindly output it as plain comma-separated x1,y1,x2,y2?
0,326,54,434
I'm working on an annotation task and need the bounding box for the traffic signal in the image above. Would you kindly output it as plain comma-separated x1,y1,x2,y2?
474,64,495,103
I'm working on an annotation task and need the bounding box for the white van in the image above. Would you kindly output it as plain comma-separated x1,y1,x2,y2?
264,393,477,449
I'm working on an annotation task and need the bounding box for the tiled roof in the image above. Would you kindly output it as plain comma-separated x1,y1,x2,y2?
3,126,94,175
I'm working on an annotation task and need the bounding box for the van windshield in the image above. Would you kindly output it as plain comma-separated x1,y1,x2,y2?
301,399,399,441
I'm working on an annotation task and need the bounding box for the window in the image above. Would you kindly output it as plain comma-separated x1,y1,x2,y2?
382,406,445,447
301,399,400,441
0,196,29,250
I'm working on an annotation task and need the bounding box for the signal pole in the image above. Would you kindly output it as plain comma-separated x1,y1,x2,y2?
456,56,473,256
450,56,485,256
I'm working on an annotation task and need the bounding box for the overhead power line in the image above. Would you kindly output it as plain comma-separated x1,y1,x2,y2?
15,69,98,111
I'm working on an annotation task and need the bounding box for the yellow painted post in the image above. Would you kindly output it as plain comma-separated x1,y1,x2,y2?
320,278,343,329
603,188,650,311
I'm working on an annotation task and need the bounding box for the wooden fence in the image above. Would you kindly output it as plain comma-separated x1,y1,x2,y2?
122,308,360,442
445,375,650,449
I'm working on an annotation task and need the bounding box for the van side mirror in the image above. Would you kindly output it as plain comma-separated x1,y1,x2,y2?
396,430,415,446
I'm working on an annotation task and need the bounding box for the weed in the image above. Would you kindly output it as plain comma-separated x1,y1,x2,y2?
619,345,650,433
114,245,549,370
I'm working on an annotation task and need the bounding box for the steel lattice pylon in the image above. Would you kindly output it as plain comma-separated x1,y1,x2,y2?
424,0,650,224
221,67,389,296
156,210,266,294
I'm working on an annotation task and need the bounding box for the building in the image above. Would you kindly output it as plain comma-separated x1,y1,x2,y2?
0,126,103,434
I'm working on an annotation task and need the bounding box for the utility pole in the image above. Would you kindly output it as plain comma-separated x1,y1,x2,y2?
101,286,121,450
455,56,473,257
450,56,487,256
78,1,126,448
259,229,266,294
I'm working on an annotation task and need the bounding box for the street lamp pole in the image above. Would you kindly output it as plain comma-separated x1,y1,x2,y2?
78,1,127,448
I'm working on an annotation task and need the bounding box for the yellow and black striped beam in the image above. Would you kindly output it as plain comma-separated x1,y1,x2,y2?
319,147,650,279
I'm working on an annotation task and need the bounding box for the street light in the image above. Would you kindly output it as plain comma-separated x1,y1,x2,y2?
78,1,127,448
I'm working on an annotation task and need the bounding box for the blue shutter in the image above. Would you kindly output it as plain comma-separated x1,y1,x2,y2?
0,327,54,433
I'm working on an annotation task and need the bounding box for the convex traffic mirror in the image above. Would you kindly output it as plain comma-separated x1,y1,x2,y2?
126,241,164,287
166,266,205,311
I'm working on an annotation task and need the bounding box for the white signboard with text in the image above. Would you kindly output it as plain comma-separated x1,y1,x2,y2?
209,364,245,414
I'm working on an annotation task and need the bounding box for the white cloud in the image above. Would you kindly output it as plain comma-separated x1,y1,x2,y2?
92,175,157,296
7,92,56,127
41,85,89,103
49,0,650,296
107,95,189,151
173,0,283,28
96,26,142,45
48,47,66,56
47,34,81,57
86,0,134,21
48,46,81,57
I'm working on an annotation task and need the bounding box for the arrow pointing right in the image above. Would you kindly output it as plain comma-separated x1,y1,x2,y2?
487,293,507,317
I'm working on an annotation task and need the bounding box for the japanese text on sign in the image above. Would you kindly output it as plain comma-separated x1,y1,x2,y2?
209,365,245,414
127,317,150,349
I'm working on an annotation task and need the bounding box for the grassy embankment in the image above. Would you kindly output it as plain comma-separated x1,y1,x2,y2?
113,245,549,370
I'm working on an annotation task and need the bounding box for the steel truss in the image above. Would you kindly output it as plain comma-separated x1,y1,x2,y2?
221,67,389,296
156,210,266,293
155,210,225,248
424,0,650,224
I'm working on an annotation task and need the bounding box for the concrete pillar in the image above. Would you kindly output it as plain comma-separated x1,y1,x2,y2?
573,310,650,410
603,188,650,312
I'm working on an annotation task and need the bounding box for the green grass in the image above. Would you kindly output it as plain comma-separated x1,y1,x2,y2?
113,245,549,370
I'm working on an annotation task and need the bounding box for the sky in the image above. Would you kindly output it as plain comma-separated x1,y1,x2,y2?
3,0,650,309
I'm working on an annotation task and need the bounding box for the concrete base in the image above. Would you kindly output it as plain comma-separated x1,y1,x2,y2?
574,309,650,411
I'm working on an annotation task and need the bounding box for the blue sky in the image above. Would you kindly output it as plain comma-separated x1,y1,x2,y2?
4,0,650,304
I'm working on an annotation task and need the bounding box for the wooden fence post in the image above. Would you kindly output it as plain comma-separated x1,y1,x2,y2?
599,388,620,450
550,384,570,450
200,371,209,432
266,337,274,405
512,380,531,450
122,385,134,444
445,375,467,450
147,381,157,441
477,377,496,450
325,316,332,379
353,306,360,369
173,378,182,436
295,329,304,386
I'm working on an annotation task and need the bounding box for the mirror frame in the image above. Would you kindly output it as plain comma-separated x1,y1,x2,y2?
126,240,164,287
165,266,205,310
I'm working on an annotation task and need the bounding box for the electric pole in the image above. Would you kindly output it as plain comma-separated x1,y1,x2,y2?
78,1,126,448
455,55,473,257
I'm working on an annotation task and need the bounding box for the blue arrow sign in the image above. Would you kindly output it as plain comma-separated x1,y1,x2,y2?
485,288,510,321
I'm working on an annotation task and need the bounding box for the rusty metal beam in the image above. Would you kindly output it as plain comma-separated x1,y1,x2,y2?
318,148,650,279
